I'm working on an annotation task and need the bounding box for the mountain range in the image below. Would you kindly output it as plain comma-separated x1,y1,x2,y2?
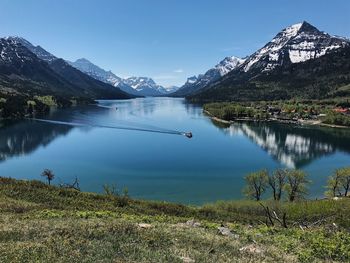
0,36,174,104
68,58,177,96
1,21,349,104
1,37,131,100
177,21,350,101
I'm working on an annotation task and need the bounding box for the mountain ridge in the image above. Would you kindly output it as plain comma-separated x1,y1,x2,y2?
69,58,176,96
187,21,350,101
173,56,245,96
4,37,132,100
68,58,141,96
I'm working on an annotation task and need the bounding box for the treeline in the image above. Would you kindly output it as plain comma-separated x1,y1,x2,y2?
203,102,269,120
204,100,350,126
243,167,350,202
0,95,49,118
322,110,350,126
0,93,89,118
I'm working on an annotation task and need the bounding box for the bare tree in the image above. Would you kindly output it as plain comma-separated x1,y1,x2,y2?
325,169,342,197
243,170,268,201
339,167,350,197
260,203,288,228
285,169,310,202
41,169,55,185
59,176,80,191
268,169,287,201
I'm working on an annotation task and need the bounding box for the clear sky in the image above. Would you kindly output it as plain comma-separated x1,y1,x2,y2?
1,0,349,87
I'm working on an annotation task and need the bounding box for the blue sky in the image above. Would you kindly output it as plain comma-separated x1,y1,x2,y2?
1,0,349,87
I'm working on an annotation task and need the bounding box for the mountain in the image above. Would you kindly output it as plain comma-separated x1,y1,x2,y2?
123,77,168,96
6,37,57,62
0,37,82,97
68,58,140,96
164,86,180,94
240,21,349,73
188,21,350,102
5,37,131,100
173,56,245,96
69,58,171,97
172,76,199,97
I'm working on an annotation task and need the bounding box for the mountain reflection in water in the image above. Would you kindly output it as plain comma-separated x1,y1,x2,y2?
223,122,350,168
1,98,350,204
0,120,72,162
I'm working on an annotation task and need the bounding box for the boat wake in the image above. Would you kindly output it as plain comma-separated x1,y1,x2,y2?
29,118,193,138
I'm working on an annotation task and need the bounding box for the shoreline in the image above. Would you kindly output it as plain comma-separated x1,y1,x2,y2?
203,110,350,129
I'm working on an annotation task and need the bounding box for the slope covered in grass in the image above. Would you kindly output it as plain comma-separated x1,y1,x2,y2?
0,177,349,262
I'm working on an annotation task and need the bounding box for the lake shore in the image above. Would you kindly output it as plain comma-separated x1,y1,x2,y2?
204,109,350,129
2,97,350,204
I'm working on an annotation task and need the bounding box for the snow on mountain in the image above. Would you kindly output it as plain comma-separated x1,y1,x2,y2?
123,77,168,96
241,21,350,73
0,38,35,64
3,37,132,99
68,58,140,96
69,59,171,96
164,86,180,93
3,39,138,97
6,36,57,62
0,37,131,100
186,76,198,84
215,56,245,75
173,56,244,96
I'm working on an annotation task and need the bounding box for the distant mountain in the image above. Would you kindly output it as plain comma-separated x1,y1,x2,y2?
69,58,170,97
68,58,140,96
164,86,180,94
188,21,350,102
123,77,168,96
173,56,244,96
5,37,131,100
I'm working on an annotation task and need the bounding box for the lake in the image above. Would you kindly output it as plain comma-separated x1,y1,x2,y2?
1,97,350,205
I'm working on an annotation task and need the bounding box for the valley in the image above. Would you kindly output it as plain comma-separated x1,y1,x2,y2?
0,7,350,262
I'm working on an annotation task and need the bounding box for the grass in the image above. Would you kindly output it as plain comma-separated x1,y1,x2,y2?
0,177,350,262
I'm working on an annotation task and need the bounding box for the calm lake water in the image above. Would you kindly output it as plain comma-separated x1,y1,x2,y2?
1,97,350,204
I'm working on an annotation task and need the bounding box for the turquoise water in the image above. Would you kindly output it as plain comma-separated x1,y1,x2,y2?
1,97,350,204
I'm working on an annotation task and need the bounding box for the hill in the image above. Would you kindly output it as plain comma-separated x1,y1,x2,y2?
0,177,350,262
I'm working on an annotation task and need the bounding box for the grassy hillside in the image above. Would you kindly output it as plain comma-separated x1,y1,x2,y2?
0,177,350,262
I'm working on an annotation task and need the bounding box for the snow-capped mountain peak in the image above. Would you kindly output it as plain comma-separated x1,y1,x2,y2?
6,36,57,62
165,86,180,93
242,21,350,72
215,56,245,76
69,59,170,96
0,37,38,64
173,56,245,96
123,77,168,96
186,76,198,84
68,58,141,96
